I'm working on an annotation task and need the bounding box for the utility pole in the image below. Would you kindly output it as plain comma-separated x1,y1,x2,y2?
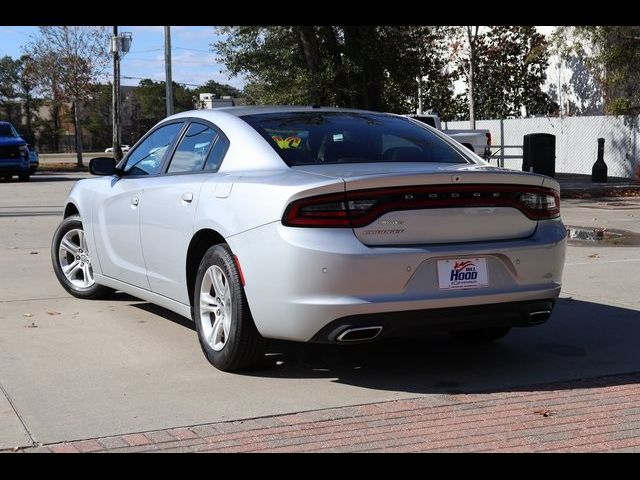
164,26,174,116
112,26,122,162
417,76,423,115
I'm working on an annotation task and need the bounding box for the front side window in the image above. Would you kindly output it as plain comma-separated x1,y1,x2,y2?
241,112,469,166
167,123,217,173
124,122,183,176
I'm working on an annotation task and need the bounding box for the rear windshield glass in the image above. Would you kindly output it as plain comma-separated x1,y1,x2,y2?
242,111,468,166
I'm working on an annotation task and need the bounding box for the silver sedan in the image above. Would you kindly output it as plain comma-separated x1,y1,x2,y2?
51,106,566,371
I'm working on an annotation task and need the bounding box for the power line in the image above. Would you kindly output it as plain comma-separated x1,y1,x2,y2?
173,46,213,54
121,75,205,88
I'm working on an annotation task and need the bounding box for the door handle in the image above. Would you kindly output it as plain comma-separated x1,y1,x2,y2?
182,192,194,203
131,196,139,207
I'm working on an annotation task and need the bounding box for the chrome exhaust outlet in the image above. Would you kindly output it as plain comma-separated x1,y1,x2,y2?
528,310,552,325
336,326,383,342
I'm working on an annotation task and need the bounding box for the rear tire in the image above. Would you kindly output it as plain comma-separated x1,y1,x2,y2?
18,173,30,182
51,215,114,300
451,326,512,344
193,244,267,372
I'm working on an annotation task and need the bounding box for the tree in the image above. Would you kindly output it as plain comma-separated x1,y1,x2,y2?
25,26,110,166
553,26,640,115
213,26,460,114
130,79,195,138
449,26,483,128
192,80,241,100
450,26,554,121
0,55,42,144
474,26,554,118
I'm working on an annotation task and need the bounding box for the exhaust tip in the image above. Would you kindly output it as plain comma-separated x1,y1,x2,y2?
528,310,552,325
336,326,383,342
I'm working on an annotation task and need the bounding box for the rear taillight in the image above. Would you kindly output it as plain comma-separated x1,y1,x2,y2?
283,185,560,228
519,191,560,219
486,132,492,146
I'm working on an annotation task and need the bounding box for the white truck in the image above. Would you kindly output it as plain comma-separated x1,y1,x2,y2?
406,113,492,159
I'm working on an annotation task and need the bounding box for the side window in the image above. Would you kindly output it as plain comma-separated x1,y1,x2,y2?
203,134,229,171
124,122,183,176
167,123,217,173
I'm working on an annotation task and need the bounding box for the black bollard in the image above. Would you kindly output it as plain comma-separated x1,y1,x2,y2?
592,138,607,183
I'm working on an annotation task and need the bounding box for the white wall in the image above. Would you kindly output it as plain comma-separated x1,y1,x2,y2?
447,115,639,178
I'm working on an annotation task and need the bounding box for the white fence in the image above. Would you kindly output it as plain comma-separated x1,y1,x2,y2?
445,115,640,178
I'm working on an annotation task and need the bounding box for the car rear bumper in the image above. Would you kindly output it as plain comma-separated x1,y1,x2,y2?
309,299,555,343
228,218,566,342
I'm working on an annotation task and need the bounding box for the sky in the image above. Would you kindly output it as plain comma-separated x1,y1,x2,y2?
1,26,559,97
0,26,246,90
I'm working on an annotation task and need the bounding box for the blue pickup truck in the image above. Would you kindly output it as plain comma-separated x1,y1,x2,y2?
0,121,31,182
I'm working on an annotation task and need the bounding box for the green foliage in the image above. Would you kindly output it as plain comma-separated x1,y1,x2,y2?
554,26,640,115
192,79,242,99
0,55,42,143
130,79,196,138
83,83,112,149
455,26,554,119
214,26,553,120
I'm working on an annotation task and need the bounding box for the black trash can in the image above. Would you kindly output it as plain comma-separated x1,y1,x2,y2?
522,133,556,177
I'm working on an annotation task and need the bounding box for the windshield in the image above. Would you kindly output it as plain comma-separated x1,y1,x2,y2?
242,111,469,167
0,123,19,138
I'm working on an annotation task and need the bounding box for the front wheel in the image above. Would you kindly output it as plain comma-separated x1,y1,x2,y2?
51,215,114,299
193,244,267,372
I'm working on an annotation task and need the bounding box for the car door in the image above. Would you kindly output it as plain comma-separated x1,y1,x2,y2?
92,121,185,288
139,121,229,304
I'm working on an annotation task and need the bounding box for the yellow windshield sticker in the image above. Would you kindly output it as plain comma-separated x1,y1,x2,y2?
272,136,302,149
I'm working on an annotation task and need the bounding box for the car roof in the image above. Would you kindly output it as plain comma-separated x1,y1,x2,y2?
170,105,397,121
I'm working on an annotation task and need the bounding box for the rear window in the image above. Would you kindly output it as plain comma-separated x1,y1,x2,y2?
242,111,468,166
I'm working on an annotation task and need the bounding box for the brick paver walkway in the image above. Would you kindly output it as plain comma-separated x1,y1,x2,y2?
5,372,640,453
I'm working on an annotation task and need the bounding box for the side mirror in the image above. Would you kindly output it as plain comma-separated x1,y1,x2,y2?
89,157,118,176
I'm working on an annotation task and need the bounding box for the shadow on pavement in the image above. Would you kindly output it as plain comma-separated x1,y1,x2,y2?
122,296,640,395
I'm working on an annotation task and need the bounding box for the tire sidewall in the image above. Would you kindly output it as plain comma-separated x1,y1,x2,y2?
193,245,245,370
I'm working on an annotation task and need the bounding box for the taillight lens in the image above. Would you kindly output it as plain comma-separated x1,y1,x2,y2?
284,192,351,227
519,192,560,219
486,132,491,146
283,185,560,228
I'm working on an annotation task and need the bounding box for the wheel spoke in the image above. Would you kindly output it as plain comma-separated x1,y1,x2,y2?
206,323,217,344
200,292,218,312
212,317,225,345
82,263,92,284
223,314,231,339
62,260,80,276
61,237,79,255
79,230,87,252
213,268,226,298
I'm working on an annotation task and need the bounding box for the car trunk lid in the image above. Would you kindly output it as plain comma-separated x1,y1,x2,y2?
292,163,557,246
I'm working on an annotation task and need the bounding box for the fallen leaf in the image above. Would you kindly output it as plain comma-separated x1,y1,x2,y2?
534,409,556,417
588,253,600,258
46,311,61,316
29,251,38,255
23,313,33,318
25,322,38,328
